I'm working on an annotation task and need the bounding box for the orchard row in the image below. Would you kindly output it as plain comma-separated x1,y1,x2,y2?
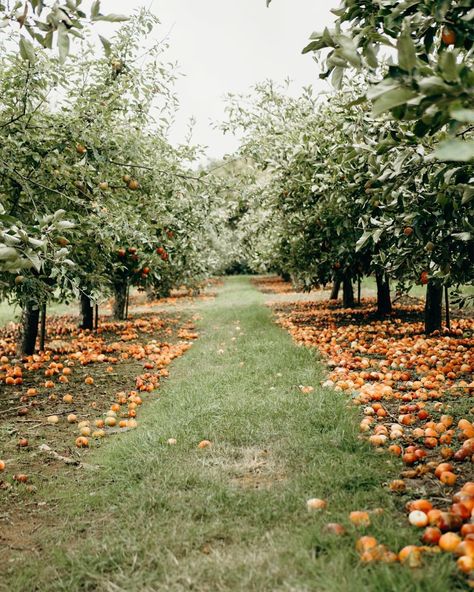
222,1,473,332
0,10,235,355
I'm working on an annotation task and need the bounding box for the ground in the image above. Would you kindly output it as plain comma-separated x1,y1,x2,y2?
0,277,472,591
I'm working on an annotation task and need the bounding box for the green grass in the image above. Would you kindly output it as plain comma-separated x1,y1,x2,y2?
3,277,466,592
360,277,474,299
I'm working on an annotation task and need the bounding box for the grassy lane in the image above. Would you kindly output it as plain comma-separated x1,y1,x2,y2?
4,277,464,592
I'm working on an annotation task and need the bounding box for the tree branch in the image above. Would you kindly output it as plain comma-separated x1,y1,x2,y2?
0,65,31,129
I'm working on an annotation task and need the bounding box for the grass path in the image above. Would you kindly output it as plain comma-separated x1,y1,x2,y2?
4,277,463,592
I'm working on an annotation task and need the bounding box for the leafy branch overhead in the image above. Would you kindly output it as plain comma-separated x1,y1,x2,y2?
302,0,474,161
1,1,128,62
0,8,235,331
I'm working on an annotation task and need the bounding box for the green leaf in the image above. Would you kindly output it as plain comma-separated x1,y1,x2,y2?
91,0,101,18
25,251,42,272
397,28,416,71
321,28,335,47
391,0,421,19
91,13,128,23
57,24,70,63
451,232,472,241
367,79,401,101
44,30,53,49
462,187,474,205
0,213,20,225
333,34,361,68
356,232,370,251
363,43,378,69
462,8,474,21
328,53,349,68
373,228,383,243
418,76,452,95
331,66,344,89
56,220,75,230
433,139,474,162
19,36,36,62
371,87,418,117
331,6,346,17
99,35,112,57
346,95,367,109
439,51,458,83
69,29,84,39
27,237,44,248
0,247,19,261
302,29,335,54
302,40,323,54
376,139,396,153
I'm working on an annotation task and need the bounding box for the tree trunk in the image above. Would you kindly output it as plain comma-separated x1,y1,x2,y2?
342,274,355,308
18,302,40,356
375,271,392,316
80,292,94,330
158,285,172,299
39,304,47,351
125,283,130,320
445,286,450,331
94,304,99,331
425,281,443,334
330,278,341,300
113,280,128,321
357,277,362,305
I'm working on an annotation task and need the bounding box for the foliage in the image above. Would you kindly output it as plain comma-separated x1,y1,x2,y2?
252,1,474,321
0,0,127,62
0,10,231,334
302,0,474,160
221,78,473,303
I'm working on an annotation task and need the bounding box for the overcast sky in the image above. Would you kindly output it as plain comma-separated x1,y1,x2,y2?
99,1,340,161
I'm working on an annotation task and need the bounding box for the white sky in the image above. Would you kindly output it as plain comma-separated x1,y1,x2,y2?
97,1,340,161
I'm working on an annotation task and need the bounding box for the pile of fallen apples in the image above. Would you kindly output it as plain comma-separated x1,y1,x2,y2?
252,276,299,294
0,312,198,485
353,483,474,574
274,297,473,580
